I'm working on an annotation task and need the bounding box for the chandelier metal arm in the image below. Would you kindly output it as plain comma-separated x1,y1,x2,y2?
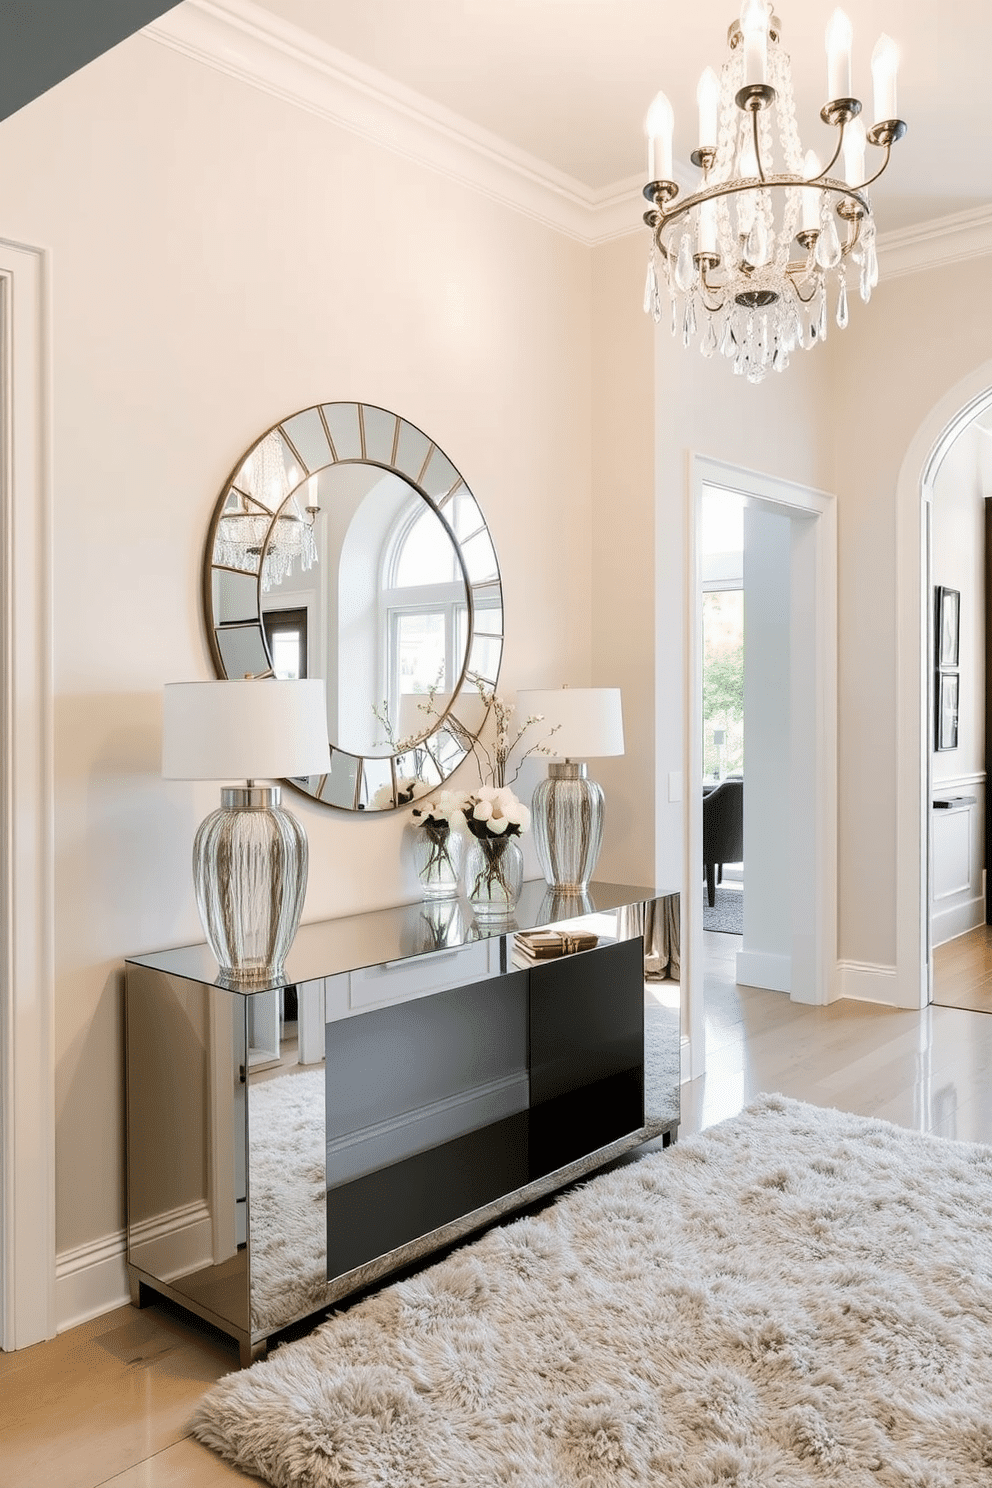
230,484,278,517
856,139,896,191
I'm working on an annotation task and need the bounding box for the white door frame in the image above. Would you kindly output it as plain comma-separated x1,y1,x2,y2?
896,366,992,1011
0,238,55,1350
682,455,837,1078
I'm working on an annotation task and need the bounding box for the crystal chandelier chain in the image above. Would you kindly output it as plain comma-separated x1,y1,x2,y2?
642,4,906,382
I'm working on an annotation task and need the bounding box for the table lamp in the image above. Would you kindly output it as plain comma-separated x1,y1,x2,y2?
162,678,331,983
516,687,625,891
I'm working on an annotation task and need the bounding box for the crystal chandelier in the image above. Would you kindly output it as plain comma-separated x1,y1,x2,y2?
216,431,320,591
642,3,905,382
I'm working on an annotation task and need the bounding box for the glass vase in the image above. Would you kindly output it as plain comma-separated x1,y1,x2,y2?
464,833,524,922
412,822,463,899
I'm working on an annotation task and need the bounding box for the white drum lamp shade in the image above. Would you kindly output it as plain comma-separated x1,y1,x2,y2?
516,688,625,892
162,679,331,984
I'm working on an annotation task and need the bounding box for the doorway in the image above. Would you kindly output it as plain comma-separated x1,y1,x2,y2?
683,457,837,1081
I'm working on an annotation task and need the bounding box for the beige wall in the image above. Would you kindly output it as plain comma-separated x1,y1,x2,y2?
0,34,592,1254
590,233,655,886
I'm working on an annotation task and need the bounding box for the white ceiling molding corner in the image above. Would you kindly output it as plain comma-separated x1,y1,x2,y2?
146,0,991,270
877,205,992,281
144,0,602,242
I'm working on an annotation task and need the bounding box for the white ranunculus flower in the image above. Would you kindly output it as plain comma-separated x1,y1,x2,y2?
516,805,531,832
473,800,493,822
488,814,509,834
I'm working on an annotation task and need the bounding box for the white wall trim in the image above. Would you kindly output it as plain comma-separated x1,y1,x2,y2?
931,894,986,949
878,206,992,281
838,961,900,1005
933,770,987,789
736,950,791,995
55,1231,129,1334
0,239,55,1351
896,376,992,1011
143,0,992,266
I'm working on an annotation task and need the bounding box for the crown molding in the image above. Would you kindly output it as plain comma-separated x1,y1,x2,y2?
144,0,619,244
146,0,992,268
877,205,992,279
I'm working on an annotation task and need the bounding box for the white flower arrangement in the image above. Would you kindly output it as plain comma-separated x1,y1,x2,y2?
370,776,418,811
410,789,472,831
463,784,531,840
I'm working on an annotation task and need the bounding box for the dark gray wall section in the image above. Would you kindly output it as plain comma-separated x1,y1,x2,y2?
0,0,181,121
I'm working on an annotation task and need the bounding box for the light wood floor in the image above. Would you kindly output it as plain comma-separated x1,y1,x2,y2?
5,931,992,1488
932,922,992,1014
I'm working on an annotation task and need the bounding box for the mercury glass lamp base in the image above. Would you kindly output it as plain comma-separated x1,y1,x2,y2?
193,785,308,983
532,762,604,892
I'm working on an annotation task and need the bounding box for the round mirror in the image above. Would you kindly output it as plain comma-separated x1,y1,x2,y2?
203,403,503,811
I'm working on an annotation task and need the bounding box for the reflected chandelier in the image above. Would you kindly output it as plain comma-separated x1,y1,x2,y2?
216,431,320,592
642,2,906,382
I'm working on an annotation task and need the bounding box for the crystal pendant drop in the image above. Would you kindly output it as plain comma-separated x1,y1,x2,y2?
816,290,828,343
643,253,658,317
836,274,849,329
785,304,803,351
745,214,769,268
815,211,842,270
682,297,697,348
670,294,678,338
859,246,872,303
700,319,718,358
675,234,697,293
720,319,736,358
867,232,879,289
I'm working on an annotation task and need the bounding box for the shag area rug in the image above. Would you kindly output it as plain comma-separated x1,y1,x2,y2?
248,1068,328,1334
192,1095,992,1487
702,884,743,935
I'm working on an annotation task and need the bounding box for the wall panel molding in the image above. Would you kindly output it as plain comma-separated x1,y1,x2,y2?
0,238,54,1350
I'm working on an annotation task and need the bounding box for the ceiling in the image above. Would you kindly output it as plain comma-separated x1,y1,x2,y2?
248,0,992,234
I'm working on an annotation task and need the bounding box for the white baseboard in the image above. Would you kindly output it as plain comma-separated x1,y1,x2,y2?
837,961,899,1006
931,894,986,948
736,949,791,994
55,1230,129,1334
56,1199,214,1334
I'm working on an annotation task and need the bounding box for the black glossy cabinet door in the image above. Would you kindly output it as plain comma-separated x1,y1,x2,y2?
325,940,646,1281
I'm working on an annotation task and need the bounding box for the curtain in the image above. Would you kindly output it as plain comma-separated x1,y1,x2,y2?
617,893,680,981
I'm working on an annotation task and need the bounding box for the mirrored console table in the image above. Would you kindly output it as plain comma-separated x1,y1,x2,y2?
125,881,680,1365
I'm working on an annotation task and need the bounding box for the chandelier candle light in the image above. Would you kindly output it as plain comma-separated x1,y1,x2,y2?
643,3,905,382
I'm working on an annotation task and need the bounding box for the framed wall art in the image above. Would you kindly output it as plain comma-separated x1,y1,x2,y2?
936,585,960,668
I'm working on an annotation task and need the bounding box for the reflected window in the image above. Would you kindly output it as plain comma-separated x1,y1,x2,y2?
263,607,309,680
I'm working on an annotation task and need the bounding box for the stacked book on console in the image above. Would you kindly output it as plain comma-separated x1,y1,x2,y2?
513,929,599,963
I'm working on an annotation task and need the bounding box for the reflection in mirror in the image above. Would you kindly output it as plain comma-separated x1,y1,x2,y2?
204,404,504,812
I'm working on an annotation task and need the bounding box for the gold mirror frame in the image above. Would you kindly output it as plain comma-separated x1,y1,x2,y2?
202,402,504,811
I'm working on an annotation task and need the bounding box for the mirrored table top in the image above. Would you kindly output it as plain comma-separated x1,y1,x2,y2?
125,880,669,993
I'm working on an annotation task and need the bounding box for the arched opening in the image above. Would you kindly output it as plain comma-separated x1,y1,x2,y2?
893,362,992,1012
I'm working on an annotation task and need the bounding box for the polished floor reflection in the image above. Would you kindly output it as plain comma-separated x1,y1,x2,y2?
5,932,992,1487
932,922,992,1015
686,929,992,1144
